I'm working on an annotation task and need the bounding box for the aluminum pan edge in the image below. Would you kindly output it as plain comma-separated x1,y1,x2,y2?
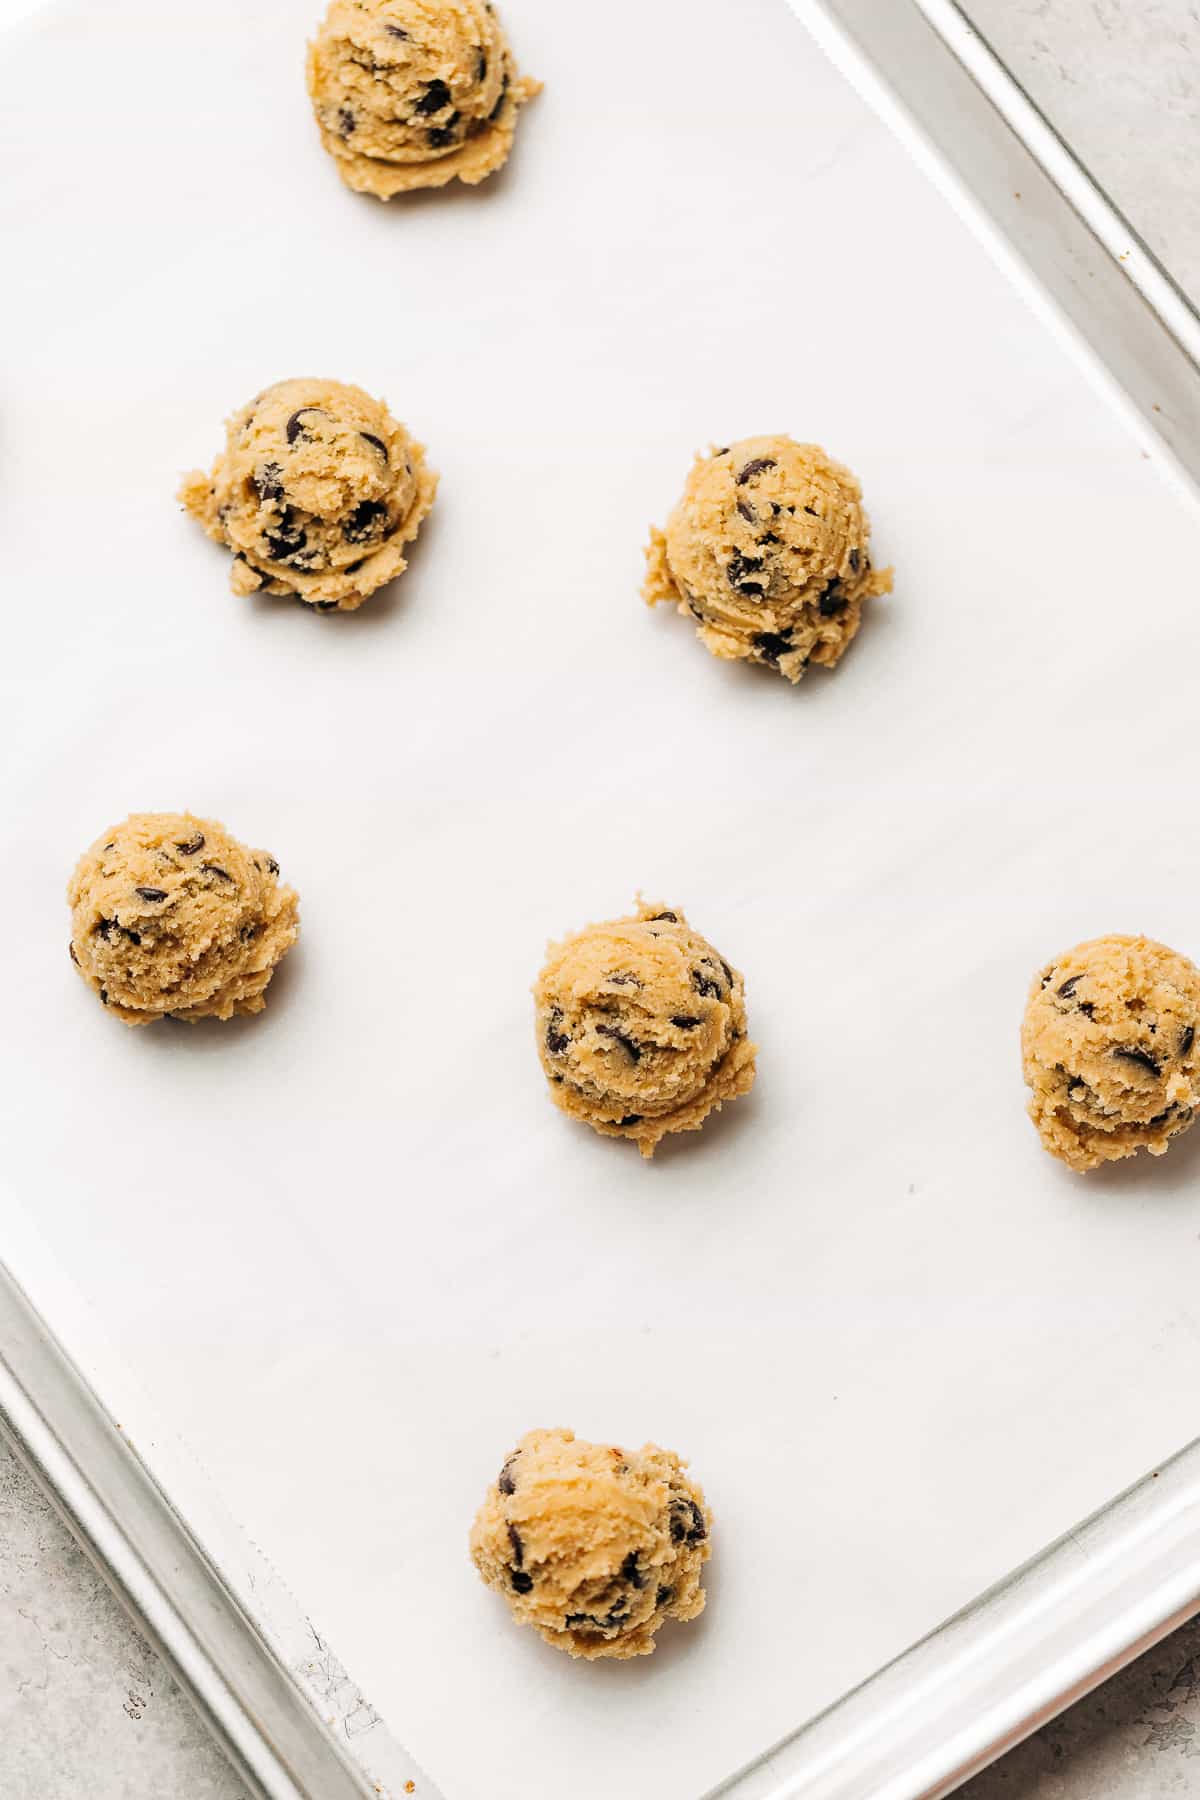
706,1437,1200,1800
0,1257,443,1800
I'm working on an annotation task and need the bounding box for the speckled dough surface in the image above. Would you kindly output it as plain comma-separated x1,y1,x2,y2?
179,378,437,612
1022,935,1200,1171
68,813,299,1025
534,899,756,1157
644,436,892,682
307,0,540,197
470,1427,711,1660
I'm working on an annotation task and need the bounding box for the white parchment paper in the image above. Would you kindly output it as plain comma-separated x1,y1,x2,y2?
3,1,1200,1796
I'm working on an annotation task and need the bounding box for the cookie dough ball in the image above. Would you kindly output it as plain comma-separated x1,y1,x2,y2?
644,436,892,683
179,378,437,613
68,813,299,1025
470,1427,711,1660
1022,935,1200,1171
307,0,541,198
534,899,756,1158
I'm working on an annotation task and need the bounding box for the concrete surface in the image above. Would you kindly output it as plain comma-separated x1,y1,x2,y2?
3,3,1200,1798
0,1435,250,1800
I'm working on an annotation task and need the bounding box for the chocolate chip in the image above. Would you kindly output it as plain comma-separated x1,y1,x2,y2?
818,581,846,617
720,959,733,986
848,547,861,571
736,457,777,485
315,599,339,612
239,923,259,943
596,1024,641,1062
1057,975,1081,998
605,1602,630,1627
265,512,308,563
564,1612,599,1628
656,1586,674,1607
1148,1107,1176,1127
201,863,233,883
511,1570,533,1594
266,857,280,876
670,1015,702,1029
619,1114,642,1126
692,969,722,1000
95,916,143,947
1078,1002,1095,1019
668,1498,707,1544
337,105,355,137
360,432,389,462
428,115,462,148
415,78,452,115
476,47,487,81
487,72,509,120
726,551,765,597
385,22,408,36
99,987,109,1005
649,911,678,923
736,501,755,524
1113,1047,1161,1078
804,504,818,517
175,833,205,856
1181,1026,1195,1057
497,1456,518,1496
546,1009,570,1056
285,409,323,445
68,943,79,965
759,531,781,546
345,559,366,574
252,462,284,503
507,1524,524,1567
344,499,388,543
621,1552,644,1589
753,631,793,664
606,972,641,987
135,887,167,903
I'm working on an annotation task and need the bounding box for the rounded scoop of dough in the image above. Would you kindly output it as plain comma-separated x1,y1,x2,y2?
179,377,437,613
68,813,299,1025
307,0,541,198
1022,934,1200,1171
644,435,892,682
470,1427,711,1660
534,899,756,1157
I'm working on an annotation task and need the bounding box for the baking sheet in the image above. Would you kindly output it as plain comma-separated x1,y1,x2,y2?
3,2,1200,1798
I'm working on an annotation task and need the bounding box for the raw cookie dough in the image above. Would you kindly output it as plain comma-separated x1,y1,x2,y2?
307,0,541,198
470,1427,712,1660
644,436,892,682
534,898,756,1158
68,813,299,1025
179,378,437,612
1022,935,1200,1171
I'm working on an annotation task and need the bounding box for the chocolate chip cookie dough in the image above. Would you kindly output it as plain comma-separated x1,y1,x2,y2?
307,0,541,198
1022,935,1200,1171
68,813,299,1025
534,899,756,1157
179,378,437,612
644,436,892,682
470,1427,711,1660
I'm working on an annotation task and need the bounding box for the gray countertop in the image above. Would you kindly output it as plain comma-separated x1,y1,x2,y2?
3,3,1199,1798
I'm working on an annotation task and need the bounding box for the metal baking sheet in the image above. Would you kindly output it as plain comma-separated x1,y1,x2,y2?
3,1,1200,1797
